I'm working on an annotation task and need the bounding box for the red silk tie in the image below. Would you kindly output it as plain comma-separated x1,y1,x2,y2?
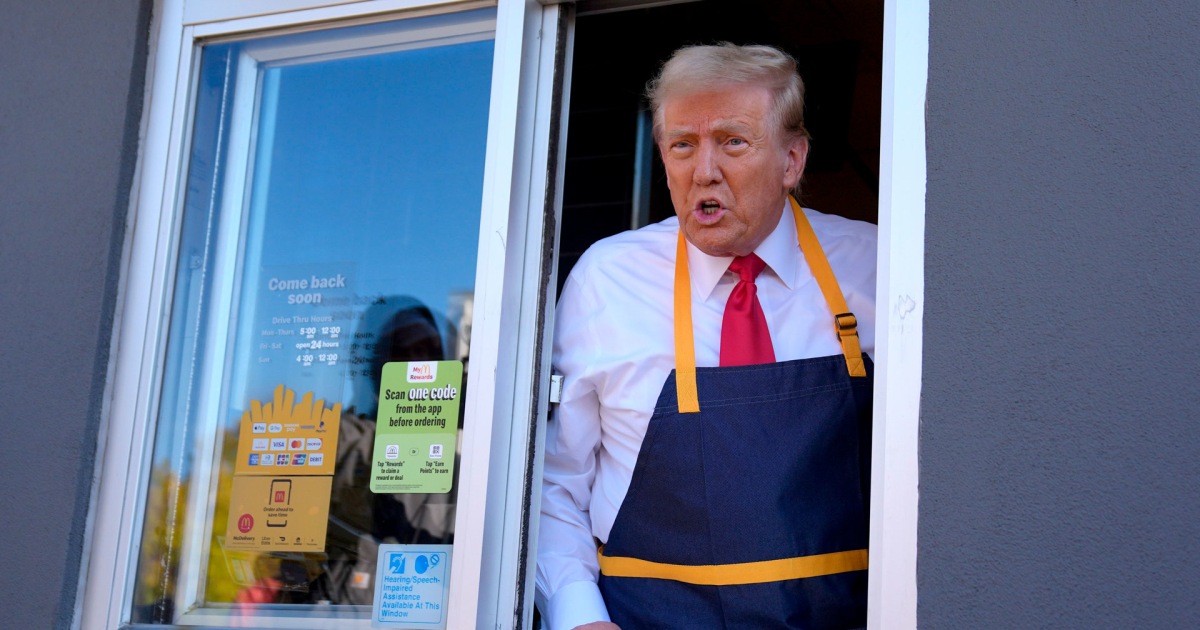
720,254,776,366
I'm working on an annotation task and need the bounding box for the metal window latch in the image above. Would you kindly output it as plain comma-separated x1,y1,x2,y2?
549,374,564,404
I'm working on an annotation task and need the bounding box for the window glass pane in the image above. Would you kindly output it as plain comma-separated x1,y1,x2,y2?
131,10,494,624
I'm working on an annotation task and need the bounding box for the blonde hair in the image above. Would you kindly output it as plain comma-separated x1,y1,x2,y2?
646,43,809,145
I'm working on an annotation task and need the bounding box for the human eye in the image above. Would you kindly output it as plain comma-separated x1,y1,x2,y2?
726,137,747,147
668,139,694,154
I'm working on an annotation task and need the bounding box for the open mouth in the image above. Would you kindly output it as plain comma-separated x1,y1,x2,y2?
700,200,722,215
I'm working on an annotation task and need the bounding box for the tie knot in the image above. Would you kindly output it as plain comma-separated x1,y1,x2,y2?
728,254,767,283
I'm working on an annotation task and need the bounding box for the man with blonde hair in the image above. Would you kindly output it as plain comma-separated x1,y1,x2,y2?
537,43,877,629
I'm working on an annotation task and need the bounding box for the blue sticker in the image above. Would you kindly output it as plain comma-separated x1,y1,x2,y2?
372,544,452,628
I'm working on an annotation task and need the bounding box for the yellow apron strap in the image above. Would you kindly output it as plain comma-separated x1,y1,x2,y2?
673,197,867,413
598,546,867,586
674,231,701,413
789,196,867,378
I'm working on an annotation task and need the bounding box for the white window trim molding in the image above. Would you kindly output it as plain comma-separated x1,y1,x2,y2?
867,0,927,628
78,0,194,626
184,0,472,27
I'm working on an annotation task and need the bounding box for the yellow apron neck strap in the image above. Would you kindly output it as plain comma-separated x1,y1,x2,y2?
673,196,866,414
674,232,702,413
789,196,868,379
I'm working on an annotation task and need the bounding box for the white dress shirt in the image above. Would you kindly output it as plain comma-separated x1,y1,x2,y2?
535,205,877,630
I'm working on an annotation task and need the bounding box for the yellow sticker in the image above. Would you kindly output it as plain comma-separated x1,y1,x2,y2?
225,475,333,552
233,384,341,476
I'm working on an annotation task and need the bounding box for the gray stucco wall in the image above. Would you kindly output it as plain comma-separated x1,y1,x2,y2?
923,0,1200,626
0,1,150,627
4,0,1198,627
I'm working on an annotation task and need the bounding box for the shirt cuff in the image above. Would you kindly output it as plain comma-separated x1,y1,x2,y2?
543,579,611,630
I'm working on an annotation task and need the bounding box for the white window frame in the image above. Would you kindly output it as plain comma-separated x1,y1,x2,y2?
79,0,926,628
78,0,564,628
866,0,927,627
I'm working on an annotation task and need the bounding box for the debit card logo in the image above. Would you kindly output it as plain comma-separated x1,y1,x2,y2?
270,438,287,450
308,453,324,466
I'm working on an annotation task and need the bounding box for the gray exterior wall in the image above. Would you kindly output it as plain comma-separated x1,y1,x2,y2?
3,0,1198,627
0,1,150,627
923,0,1199,626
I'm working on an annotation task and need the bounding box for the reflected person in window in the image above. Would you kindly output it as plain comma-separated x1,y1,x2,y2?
312,296,463,604
536,44,878,629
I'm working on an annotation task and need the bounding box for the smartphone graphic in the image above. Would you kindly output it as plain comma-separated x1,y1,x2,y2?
266,479,291,528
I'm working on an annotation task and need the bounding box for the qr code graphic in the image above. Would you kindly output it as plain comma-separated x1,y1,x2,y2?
429,444,444,459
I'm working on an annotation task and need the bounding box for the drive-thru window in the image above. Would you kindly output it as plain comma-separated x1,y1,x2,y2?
81,0,926,627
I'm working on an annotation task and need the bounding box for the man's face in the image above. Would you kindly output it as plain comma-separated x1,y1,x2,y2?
659,85,807,258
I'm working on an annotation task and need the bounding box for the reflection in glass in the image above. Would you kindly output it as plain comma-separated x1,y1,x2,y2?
131,11,493,623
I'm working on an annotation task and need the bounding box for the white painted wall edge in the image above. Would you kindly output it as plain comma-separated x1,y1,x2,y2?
867,0,928,628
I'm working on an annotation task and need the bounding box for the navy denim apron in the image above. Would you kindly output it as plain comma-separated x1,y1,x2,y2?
597,198,872,629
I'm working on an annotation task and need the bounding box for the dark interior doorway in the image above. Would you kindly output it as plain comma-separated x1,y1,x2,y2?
557,0,883,294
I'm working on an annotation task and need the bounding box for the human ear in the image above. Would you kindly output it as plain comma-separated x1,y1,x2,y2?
783,137,809,189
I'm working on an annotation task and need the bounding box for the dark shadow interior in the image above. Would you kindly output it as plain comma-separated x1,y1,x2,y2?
558,0,883,294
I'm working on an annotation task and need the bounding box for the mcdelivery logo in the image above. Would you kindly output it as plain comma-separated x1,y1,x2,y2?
406,361,437,382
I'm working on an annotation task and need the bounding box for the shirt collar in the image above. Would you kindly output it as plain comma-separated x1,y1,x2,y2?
687,201,799,301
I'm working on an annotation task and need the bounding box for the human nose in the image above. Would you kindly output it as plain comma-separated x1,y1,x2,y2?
692,141,722,185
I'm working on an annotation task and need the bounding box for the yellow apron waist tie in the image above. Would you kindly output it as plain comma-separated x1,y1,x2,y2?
597,546,868,586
